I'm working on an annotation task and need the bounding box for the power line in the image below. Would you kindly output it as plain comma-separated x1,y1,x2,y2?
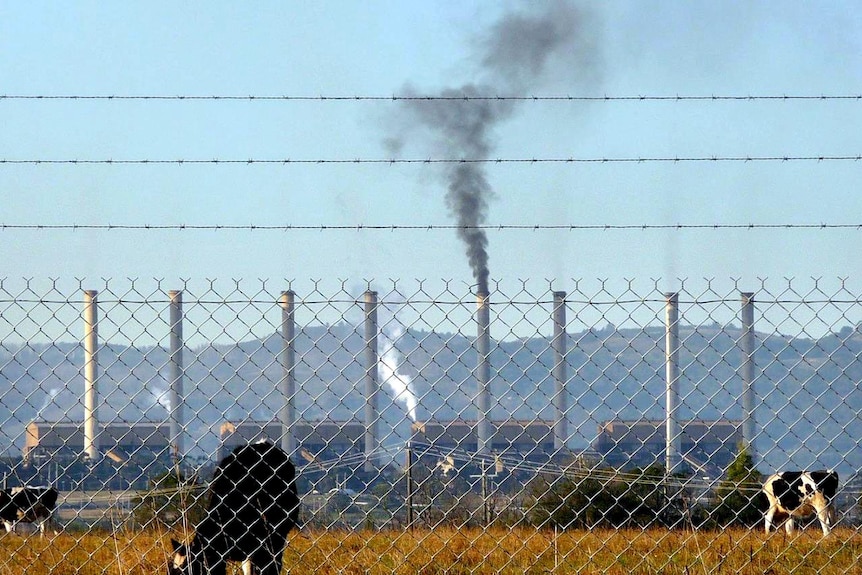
1,155,860,165
2,94,861,102
2,223,860,231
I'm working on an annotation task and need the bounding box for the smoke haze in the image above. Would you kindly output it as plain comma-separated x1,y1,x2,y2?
387,1,591,293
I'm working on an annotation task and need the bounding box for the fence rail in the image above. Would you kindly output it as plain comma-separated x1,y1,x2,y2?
0,278,860,574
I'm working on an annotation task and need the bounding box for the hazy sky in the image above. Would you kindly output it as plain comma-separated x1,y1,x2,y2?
2,1,860,295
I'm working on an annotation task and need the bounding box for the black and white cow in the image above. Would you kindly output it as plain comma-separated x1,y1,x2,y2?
762,470,839,536
169,441,300,575
0,486,58,536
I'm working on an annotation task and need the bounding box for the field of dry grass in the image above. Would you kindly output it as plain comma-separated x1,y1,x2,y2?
0,527,858,575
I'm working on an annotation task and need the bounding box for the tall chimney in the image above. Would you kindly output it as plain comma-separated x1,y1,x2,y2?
552,291,568,453
476,291,491,456
279,291,297,457
740,292,756,459
83,289,99,463
168,290,184,465
364,291,379,471
665,292,681,473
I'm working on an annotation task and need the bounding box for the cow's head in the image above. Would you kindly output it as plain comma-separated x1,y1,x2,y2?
167,539,201,575
809,470,839,500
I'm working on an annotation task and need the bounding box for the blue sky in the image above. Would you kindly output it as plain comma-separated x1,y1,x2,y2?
1,1,861,294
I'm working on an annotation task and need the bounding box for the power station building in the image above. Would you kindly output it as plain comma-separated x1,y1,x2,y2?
22,417,742,488
23,420,173,489
24,418,578,483
593,419,743,473
217,419,567,465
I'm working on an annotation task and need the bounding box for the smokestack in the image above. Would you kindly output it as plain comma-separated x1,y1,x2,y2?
364,291,379,472
665,292,681,473
280,291,296,457
168,290,184,465
740,292,756,459
552,291,567,453
83,289,99,463
476,291,491,456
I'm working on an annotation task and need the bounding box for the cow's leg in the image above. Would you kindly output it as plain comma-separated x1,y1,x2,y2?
815,504,832,536
764,506,777,534
3,521,14,534
784,517,795,535
254,542,284,575
257,556,282,575
241,558,254,575
36,517,55,538
266,550,284,575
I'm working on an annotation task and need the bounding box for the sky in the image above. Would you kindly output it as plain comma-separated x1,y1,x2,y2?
1,1,861,299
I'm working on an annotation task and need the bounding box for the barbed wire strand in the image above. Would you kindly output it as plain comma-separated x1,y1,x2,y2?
1,155,860,165
1,223,859,232
2,94,862,102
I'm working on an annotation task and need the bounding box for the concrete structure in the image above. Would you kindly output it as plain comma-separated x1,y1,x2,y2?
552,291,568,452
665,292,682,473
24,417,588,487
475,292,491,456
219,419,572,467
82,290,99,463
23,420,174,489
219,420,368,465
24,421,172,465
594,419,743,473
363,291,379,472
168,290,184,465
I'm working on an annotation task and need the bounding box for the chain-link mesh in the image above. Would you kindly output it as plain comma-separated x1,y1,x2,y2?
1,278,860,574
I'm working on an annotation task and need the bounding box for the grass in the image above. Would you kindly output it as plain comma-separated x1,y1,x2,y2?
0,527,858,574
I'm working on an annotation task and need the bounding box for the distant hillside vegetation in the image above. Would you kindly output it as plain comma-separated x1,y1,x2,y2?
2,322,860,475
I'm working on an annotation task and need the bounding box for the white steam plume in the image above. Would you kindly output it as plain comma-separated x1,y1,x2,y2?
36,387,61,420
379,325,418,422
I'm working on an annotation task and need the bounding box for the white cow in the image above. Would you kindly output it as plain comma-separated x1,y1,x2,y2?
762,470,838,536
0,486,58,536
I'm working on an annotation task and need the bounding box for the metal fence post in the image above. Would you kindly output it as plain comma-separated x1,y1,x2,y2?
364,291,379,472
740,291,756,459
665,292,681,473
83,289,99,463
280,291,297,457
169,290,184,466
552,291,567,453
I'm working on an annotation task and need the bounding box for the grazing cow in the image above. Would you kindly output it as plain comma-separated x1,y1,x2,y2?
762,470,838,536
169,441,300,575
0,486,58,536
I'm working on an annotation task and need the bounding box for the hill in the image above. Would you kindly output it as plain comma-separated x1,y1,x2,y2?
1,322,860,476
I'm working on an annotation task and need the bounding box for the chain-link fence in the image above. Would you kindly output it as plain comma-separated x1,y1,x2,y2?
1,278,860,574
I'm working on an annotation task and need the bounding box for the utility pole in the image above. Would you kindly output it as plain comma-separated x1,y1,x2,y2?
405,441,414,530
470,455,501,527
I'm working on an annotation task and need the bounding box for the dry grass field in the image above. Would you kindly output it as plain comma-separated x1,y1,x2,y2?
0,527,858,575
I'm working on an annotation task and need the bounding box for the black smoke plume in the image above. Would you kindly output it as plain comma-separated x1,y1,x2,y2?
387,2,590,294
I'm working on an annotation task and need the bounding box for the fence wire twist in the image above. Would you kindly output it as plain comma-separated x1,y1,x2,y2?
0,278,860,574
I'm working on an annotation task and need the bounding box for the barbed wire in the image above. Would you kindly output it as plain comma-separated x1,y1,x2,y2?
2,93,861,102
1,155,860,165
2,223,859,232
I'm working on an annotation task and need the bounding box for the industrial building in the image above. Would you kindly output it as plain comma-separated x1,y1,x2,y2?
593,419,743,473
23,420,173,489
218,419,567,465
24,418,574,484
24,420,173,464
22,417,742,488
